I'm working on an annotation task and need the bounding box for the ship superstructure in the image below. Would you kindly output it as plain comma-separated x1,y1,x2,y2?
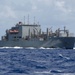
4,22,41,41
0,22,75,49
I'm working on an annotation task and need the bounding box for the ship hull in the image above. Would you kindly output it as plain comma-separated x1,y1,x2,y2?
0,37,75,49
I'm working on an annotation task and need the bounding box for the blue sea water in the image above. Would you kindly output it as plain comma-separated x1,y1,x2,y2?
0,47,75,75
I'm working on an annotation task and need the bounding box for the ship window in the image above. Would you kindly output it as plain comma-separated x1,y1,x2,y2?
19,36,21,38
14,36,21,39
14,36,16,38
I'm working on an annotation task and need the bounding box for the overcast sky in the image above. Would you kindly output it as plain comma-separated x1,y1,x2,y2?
0,0,75,38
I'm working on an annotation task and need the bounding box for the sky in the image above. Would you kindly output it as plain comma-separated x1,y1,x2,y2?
0,0,75,39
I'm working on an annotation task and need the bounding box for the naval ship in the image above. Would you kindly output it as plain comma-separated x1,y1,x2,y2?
0,21,75,49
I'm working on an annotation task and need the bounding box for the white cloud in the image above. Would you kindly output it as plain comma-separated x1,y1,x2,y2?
55,1,72,13
37,0,52,6
32,5,37,10
0,6,16,18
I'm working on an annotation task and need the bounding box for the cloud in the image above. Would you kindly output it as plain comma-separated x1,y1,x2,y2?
32,5,37,11
0,5,16,18
37,0,52,6
55,0,72,13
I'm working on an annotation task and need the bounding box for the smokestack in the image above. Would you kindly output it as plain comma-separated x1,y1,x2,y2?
47,28,49,36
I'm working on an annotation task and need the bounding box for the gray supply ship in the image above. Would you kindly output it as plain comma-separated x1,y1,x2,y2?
0,21,75,49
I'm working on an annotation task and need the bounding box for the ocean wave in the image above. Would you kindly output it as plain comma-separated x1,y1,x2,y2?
25,47,36,49
34,71,50,74
50,70,62,73
0,48,75,74
39,47,57,50
13,46,23,49
0,47,12,49
73,47,75,49
58,53,70,60
0,46,23,49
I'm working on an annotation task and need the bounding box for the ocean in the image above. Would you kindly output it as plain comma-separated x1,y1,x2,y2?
0,47,75,75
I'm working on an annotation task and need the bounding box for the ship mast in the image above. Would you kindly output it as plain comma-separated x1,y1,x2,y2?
24,16,25,24
34,16,35,25
28,14,29,25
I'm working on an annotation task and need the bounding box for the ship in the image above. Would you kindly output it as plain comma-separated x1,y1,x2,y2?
0,21,75,49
